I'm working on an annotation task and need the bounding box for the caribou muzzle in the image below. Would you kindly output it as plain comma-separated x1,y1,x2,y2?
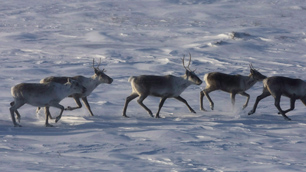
108,78,113,84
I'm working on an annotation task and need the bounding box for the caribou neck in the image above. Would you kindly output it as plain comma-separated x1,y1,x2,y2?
244,75,258,90
179,74,193,87
90,75,102,86
78,75,100,94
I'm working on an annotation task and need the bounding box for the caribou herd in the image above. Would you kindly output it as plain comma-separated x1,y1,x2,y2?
9,56,306,127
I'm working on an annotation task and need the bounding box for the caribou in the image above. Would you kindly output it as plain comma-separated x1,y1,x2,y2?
38,59,113,118
248,76,306,120
9,79,86,127
123,54,202,118
200,65,266,111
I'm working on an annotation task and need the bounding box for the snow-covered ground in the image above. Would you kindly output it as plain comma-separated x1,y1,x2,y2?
1,0,306,171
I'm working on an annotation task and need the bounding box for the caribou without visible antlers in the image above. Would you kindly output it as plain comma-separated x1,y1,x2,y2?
200,64,266,111
248,76,306,120
123,53,202,118
10,79,86,127
38,58,113,120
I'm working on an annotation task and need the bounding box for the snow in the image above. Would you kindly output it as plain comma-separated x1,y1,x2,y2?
1,0,306,171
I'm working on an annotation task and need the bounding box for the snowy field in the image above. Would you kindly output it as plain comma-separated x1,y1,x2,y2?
1,0,306,171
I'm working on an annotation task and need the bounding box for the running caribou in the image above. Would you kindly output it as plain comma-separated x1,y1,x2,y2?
10,79,86,127
200,65,266,111
123,54,202,118
38,59,113,119
248,76,306,120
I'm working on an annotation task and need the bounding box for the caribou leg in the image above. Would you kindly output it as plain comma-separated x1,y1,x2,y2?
155,97,167,118
137,95,153,117
65,97,82,111
240,92,250,109
123,93,138,117
274,95,291,120
175,96,196,113
248,89,271,115
44,107,53,127
9,101,24,127
82,97,94,116
202,87,216,111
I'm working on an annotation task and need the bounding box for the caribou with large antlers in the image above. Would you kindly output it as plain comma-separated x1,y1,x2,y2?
123,54,202,118
200,64,266,111
38,59,113,120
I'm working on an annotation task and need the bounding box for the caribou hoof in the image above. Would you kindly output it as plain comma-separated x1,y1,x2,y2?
248,110,254,115
148,111,154,117
55,117,61,123
65,106,73,111
284,116,291,121
45,123,54,127
200,107,206,111
14,123,22,127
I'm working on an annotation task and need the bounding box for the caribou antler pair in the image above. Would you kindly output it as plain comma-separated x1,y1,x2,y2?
249,63,255,70
93,58,106,72
182,53,196,72
249,63,260,73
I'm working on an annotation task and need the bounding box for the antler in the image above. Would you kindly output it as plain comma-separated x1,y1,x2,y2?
182,55,186,70
187,53,192,70
93,58,107,73
93,59,97,69
182,53,192,71
93,58,102,69
249,63,255,70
